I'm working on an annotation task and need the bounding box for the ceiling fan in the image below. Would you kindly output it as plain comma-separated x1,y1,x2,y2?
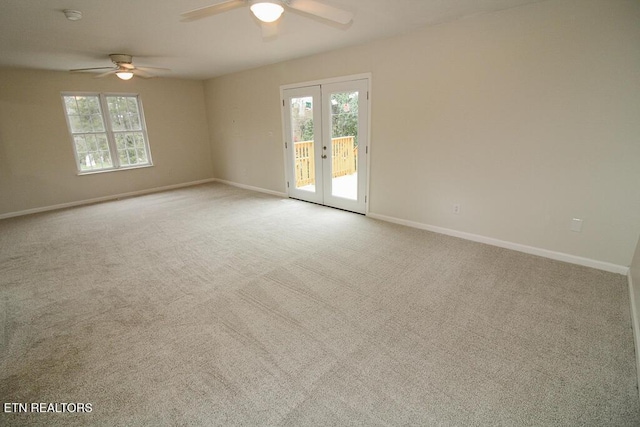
181,0,354,25
70,54,169,80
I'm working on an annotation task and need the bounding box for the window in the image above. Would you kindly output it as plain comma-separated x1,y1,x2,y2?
62,93,152,173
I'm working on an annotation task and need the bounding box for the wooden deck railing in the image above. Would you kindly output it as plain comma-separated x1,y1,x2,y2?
294,136,356,188
294,141,316,187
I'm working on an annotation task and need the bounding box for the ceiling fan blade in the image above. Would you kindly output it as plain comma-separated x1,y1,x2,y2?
135,66,171,72
132,69,154,79
287,0,353,24
70,67,114,73
181,0,246,21
95,69,117,78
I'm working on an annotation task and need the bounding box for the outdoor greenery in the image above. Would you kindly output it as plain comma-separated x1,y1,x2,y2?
330,91,359,145
294,91,359,145
298,117,314,142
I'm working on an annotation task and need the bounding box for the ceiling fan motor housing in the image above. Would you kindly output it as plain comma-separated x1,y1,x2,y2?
109,54,133,65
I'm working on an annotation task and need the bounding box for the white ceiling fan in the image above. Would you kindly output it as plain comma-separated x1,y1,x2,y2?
70,54,170,80
181,0,354,25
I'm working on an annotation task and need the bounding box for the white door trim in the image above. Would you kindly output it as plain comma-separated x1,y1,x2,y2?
280,73,372,91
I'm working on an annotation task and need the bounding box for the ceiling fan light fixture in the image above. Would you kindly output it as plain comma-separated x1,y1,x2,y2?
116,71,134,80
250,1,284,23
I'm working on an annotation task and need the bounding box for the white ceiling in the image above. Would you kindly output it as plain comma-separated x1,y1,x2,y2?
0,0,546,80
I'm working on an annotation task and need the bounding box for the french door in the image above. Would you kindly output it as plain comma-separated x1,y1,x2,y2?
283,78,369,214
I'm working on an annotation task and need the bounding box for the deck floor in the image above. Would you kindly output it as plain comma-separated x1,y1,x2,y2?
298,172,357,200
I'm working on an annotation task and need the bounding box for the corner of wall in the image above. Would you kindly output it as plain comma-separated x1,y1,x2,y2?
628,237,640,402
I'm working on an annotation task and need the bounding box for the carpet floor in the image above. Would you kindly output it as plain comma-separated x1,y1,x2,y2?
1,182,638,426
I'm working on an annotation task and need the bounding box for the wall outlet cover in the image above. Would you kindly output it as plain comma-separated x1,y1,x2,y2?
570,218,583,232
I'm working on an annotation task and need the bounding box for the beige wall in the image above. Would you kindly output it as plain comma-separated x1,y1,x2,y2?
0,69,213,215
204,0,640,267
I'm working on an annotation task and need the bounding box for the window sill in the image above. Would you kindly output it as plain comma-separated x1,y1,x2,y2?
77,164,154,176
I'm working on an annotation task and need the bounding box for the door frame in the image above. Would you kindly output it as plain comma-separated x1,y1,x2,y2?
280,73,372,214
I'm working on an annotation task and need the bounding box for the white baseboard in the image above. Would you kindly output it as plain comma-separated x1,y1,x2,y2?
0,178,217,220
367,212,629,275
212,178,287,198
629,271,640,401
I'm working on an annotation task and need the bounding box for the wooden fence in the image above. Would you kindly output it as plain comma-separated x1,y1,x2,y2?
294,136,356,188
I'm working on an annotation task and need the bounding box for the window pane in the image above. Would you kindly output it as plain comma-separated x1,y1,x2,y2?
331,92,358,141
90,114,105,132
107,96,142,131
119,148,130,165
110,112,124,131
108,97,124,130
101,152,113,168
85,134,98,152
107,96,123,113
81,115,95,133
128,134,136,148
136,148,147,163
330,91,359,201
86,97,101,115
73,135,87,152
97,154,108,168
97,134,109,151
82,153,95,170
133,133,144,148
129,114,141,130
127,99,141,130
76,96,92,114
73,132,112,171
64,97,78,115
68,115,83,133
75,96,89,114
126,97,139,114
123,113,133,131
115,133,126,150
117,133,135,165
117,144,146,166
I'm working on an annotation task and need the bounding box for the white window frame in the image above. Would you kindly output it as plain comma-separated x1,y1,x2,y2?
61,92,153,175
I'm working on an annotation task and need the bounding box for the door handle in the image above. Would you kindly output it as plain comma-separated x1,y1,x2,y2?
321,154,327,159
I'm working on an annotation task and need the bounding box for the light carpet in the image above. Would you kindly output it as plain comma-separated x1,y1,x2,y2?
1,182,638,425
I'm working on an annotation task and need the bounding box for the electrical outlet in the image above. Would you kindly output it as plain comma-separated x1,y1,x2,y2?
453,204,461,215
570,218,583,232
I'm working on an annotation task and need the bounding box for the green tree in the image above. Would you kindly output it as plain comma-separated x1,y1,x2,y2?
330,91,359,145
299,117,314,141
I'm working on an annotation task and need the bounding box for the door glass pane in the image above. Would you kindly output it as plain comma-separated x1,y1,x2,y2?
290,97,316,192
330,91,358,200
